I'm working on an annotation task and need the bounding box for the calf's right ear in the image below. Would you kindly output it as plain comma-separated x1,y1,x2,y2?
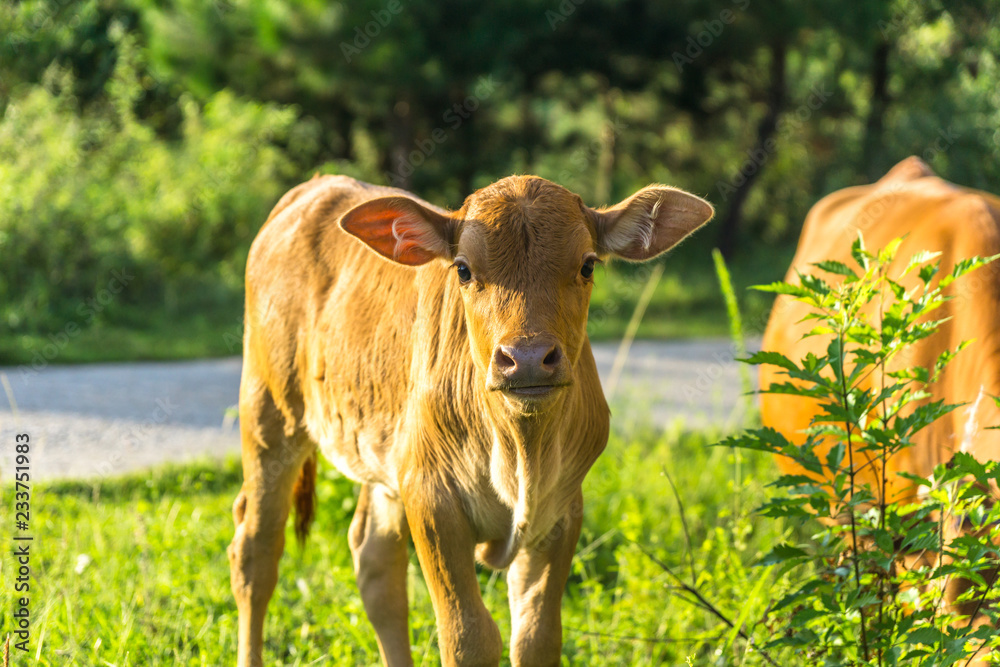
340,196,456,266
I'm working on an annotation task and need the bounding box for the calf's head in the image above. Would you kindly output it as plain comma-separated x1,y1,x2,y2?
341,176,712,408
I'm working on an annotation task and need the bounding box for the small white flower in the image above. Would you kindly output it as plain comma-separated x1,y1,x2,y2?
296,577,310,600
75,553,92,574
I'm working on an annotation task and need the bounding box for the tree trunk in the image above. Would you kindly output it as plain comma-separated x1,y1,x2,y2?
716,41,787,259
862,40,891,183
387,96,412,191
449,84,475,200
519,91,539,168
594,82,617,205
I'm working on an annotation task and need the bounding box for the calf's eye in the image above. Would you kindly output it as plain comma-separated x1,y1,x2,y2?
581,258,596,279
454,261,472,284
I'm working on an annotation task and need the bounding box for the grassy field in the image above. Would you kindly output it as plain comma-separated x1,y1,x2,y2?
0,238,792,365
0,418,803,666
0,304,246,366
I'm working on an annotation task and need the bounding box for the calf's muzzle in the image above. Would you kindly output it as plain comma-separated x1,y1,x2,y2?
489,336,566,397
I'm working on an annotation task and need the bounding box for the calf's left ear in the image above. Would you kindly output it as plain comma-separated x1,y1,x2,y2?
591,186,714,261
340,196,456,266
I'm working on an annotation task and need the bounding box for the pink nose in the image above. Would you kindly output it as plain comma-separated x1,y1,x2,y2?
492,339,562,383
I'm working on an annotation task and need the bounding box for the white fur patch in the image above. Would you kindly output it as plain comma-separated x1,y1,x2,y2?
604,195,660,253
644,197,662,250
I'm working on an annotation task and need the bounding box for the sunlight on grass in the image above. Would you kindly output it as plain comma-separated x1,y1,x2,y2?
0,419,796,665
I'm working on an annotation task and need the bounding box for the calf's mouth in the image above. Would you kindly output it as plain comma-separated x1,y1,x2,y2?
490,381,571,401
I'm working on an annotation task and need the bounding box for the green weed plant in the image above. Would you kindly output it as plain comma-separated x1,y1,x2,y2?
724,237,1000,665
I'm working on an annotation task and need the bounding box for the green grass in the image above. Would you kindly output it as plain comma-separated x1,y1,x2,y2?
0,418,803,666
0,239,793,365
0,306,244,365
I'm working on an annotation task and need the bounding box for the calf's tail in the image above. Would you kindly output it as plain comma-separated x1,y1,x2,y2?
292,452,317,546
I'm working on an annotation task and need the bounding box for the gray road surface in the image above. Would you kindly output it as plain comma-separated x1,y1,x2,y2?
0,339,759,481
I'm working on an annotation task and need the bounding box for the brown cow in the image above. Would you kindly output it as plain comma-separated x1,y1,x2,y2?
760,156,1000,654
761,156,1000,501
229,174,713,667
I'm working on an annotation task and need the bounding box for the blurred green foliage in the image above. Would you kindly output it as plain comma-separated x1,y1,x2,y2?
1,0,998,360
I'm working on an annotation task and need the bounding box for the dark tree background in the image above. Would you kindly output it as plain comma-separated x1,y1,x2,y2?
1,0,998,351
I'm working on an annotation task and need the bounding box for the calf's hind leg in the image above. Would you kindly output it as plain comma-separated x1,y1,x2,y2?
350,483,414,667
228,384,312,667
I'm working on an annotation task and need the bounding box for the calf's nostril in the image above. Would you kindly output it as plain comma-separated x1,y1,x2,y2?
543,346,561,367
494,346,516,370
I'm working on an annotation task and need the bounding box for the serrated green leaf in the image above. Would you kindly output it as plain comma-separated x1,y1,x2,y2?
886,278,907,299
813,260,858,279
877,237,903,264
759,542,809,566
902,250,942,277
825,442,845,473
752,281,812,297
907,626,945,646
940,254,997,288
742,350,798,371
919,260,940,285
851,234,871,271
798,272,832,296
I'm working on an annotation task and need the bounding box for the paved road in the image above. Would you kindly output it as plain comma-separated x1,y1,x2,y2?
0,339,759,481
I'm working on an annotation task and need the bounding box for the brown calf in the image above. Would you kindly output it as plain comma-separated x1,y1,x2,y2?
229,174,713,666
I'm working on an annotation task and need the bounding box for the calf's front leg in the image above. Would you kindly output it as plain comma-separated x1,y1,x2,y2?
506,490,583,667
406,483,503,667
